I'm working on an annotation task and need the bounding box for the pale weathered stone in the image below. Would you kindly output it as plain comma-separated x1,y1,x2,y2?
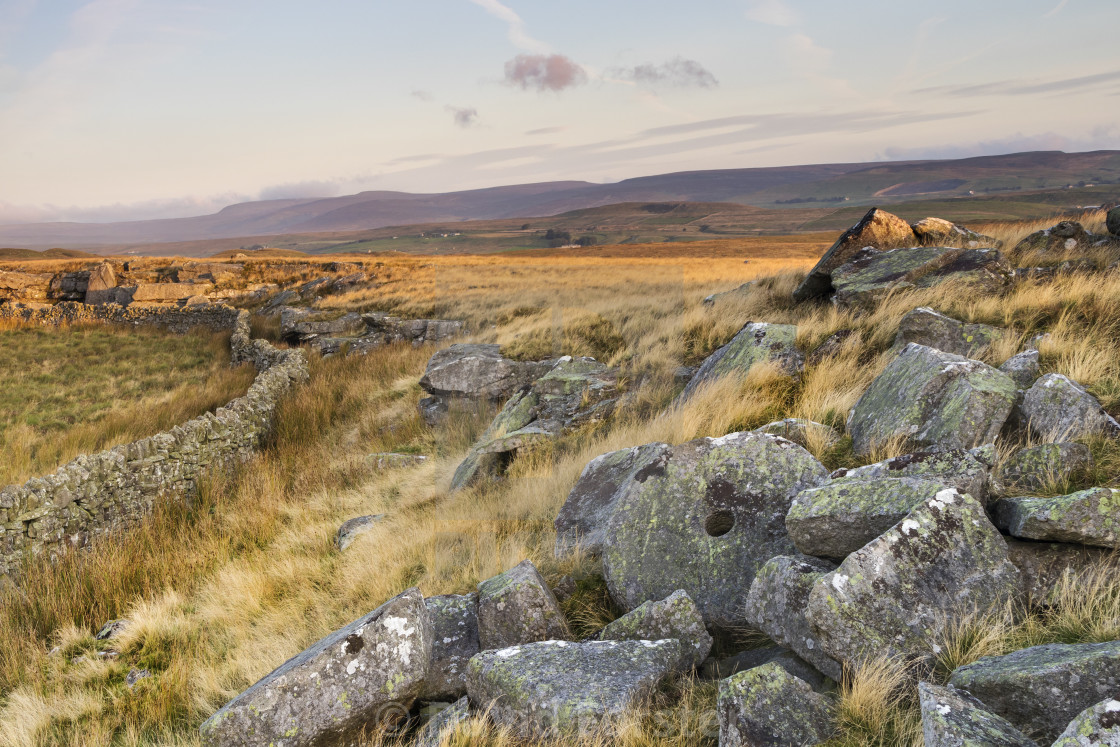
1053,696,1120,746
678,322,803,401
794,207,916,301
84,263,117,305
336,514,385,551
423,594,480,700
476,560,569,650
918,681,1038,747
995,488,1120,548
893,307,1003,357
717,661,835,747
751,418,841,450
597,589,713,669
830,444,994,501
1015,374,1120,441
999,350,1042,390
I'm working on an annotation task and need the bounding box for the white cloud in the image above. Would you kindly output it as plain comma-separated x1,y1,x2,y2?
745,0,799,27
467,0,549,53
1043,0,1069,18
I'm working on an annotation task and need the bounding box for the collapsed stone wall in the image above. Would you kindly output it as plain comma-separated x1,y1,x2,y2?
0,309,308,579
0,301,242,334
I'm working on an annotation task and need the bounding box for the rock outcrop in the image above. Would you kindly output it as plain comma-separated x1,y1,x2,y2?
418,344,555,426
999,349,1042,390
995,442,1093,492
918,682,1037,747
596,589,713,669
893,307,1003,357
678,322,803,401
717,662,835,747
1053,696,1120,746
995,488,1120,548
831,245,1012,308
911,217,1001,250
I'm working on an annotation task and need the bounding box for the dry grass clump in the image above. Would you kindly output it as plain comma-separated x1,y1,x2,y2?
824,657,922,747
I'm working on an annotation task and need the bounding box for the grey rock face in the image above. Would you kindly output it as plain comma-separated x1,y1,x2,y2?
918,682,1038,747
554,442,671,558
831,246,1012,308
84,263,118,305
995,442,1093,492
831,443,994,501
847,344,1017,456
805,489,1019,669
1000,350,1042,390
199,588,432,747
948,641,1120,743
743,554,843,681
1053,696,1120,746
413,697,471,747
419,343,552,404
602,431,829,629
911,217,1002,250
1015,374,1120,441
717,661,835,747
466,639,681,739
751,418,841,450
476,560,569,651
279,307,366,343
597,589,713,669
424,594,480,700
678,322,803,402
787,477,949,558
995,488,1120,549
893,307,1004,358
1004,538,1110,602
336,514,385,551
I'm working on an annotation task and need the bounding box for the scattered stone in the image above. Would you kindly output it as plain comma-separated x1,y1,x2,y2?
602,431,829,629
476,560,570,651
948,640,1120,743
1000,350,1042,390
847,343,1017,456
995,487,1120,549
126,668,151,689
918,681,1038,747
1015,374,1120,441
830,444,994,501
413,697,471,747
911,217,1001,250
597,589,713,669
702,281,752,306
368,452,428,470
793,207,917,302
751,418,841,450
95,618,130,641
995,442,1093,492
893,307,1004,357
806,328,856,366
805,489,1019,669
1012,221,1116,258
1053,695,1120,746
466,639,681,739
717,661,835,747
1005,538,1110,602
335,514,385,551
424,594,480,701
199,588,432,747
743,554,843,681
786,477,950,558
419,344,554,423
831,246,1012,308
677,322,803,402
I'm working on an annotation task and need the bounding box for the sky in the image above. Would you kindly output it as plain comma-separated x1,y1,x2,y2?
0,0,1118,224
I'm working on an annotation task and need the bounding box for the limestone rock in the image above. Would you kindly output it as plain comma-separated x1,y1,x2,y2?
948,641,1120,743
805,489,1019,669
743,554,843,681
918,681,1038,747
1053,696,1120,746
424,594,480,700
413,697,471,747
84,263,118,305
847,343,1017,456
786,477,949,558
602,431,829,629
911,217,1002,250
831,245,1011,308
466,639,681,739
995,488,1120,548
678,322,803,402
419,343,553,406
751,418,841,450
831,444,994,501
995,442,1093,492
279,307,366,343
893,307,1003,357
1000,350,1042,390
1005,538,1110,602
1015,374,1120,441
476,560,569,650
793,207,916,302
597,589,713,669
198,588,431,747
717,661,835,747
554,442,671,558
335,514,385,551
131,282,210,303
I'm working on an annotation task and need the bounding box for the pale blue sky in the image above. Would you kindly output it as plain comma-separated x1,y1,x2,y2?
1,0,1118,222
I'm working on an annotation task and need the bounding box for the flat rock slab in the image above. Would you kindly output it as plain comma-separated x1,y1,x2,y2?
467,639,681,739
597,589,713,669
1016,374,1120,441
1053,696,1120,746
199,588,431,747
830,444,994,501
476,559,569,651
831,245,1011,308
751,418,841,450
893,307,1004,358
419,343,553,402
602,431,829,629
995,442,1092,492
994,488,1120,549
717,661,835,747
678,322,803,402
949,641,1120,744
423,593,480,700
918,682,1038,747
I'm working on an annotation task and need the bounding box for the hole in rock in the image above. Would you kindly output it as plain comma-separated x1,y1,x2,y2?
704,509,735,537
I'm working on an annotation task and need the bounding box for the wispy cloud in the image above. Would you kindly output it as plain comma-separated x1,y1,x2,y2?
745,0,800,26
410,89,434,102
878,125,1120,161
504,53,587,92
526,126,566,135
612,58,718,89
0,192,253,225
1043,0,1070,17
467,0,549,53
915,69,1120,98
446,105,479,127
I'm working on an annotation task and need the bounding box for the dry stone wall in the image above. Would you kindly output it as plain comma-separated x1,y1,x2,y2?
0,307,308,579
0,300,242,334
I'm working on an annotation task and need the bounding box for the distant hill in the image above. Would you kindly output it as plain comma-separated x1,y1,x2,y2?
0,247,98,260
1,150,1116,251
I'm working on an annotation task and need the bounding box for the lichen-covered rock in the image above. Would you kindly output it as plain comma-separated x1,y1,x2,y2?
678,322,803,402
911,217,1002,250
793,207,916,302
423,594,480,700
602,432,829,629
420,344,552,403
995,442,1093,492
918,681,1038,746
831,246,1011,308
805,489,1019,669
995,488,1120,549
717,661,835,747
1053,696,1120,746
597,589,713,669
413,697,471,747
948,641,1120,743
847,344,1017,456
701,647,832,692
199,588,431,747
751,418,841,450
893,307,1004,357
336,514,385,551
1011,221,1116,258
743,554,843,681
786,477,949,558
999,350,1042,390
830,444,994,501
1015,374,1120,441
1004,538,1110,602
554,442,671,558
476,560,569,650
466,639,681,738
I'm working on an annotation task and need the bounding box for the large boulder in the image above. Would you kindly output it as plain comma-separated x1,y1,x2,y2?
1014,374,1120,441
948,641,1120,743
893,307,1004,357
602,432,829,629
84,263,118,305
476,560,569,650
911,217,1001,250
918,682,1038,747
831,245,1011,308
793,207,916,302
999,349,1042,390
466,639,681,738
743,554,843,681
554,442,671,558
786,477,949,558
423,593,480,700
847,344,1017,456
596,589,713,669
994,488,1120,549
1053,696,1120,746
804,488,1019,669
198,588,431,747
994,442,1093,492
830,443,994,501
419,343,553,409
717,661,835,747
279,307,366,343
677,322,803,402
